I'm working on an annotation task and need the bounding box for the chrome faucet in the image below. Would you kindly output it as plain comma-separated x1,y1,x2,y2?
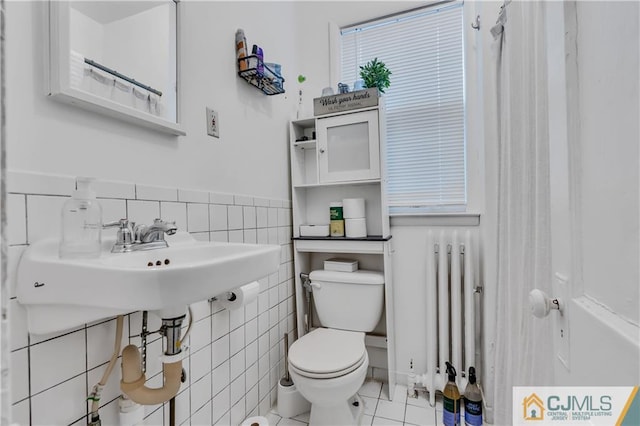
134,219,178,243
103,219,134,253
103,218,177,253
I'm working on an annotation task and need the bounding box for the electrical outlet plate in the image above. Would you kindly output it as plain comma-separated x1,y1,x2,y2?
206,107,219,138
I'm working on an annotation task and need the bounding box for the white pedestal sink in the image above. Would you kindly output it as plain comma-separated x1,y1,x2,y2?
17,232,281,334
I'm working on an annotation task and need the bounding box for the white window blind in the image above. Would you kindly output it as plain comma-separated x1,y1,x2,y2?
341,2,466,213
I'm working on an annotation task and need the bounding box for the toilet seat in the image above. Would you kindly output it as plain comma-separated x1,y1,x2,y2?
288,328,366,379
289,352,366,379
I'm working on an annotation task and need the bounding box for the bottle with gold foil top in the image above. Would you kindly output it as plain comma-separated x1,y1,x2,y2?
443,362,461,426
329,202,344,237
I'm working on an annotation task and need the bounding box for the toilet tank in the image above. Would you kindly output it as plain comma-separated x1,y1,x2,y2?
309,269,384,332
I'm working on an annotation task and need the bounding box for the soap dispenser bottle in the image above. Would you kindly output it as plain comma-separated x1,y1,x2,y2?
463,366,483,425
59,177,102,259
443,361,461,426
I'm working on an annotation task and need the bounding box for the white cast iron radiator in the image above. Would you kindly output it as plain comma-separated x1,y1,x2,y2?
425,229,479,406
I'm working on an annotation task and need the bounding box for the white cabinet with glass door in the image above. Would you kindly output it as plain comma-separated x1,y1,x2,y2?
316,109,380,183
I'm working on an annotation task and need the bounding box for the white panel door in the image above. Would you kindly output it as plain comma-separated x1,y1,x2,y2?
547,1,639,385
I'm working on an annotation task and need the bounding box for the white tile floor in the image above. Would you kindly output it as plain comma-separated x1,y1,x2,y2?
266,380,446,426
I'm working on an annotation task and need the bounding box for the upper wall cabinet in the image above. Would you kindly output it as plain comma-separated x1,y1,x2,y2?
46,1,185,135
291,109,381,187
317,110,380,183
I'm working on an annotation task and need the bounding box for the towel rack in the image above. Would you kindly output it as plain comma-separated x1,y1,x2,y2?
84,58,163,97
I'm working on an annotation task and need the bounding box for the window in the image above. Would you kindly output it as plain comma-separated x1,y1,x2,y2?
340,2,466,214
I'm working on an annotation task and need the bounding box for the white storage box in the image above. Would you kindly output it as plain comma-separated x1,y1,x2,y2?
300,224,330,237
324,258,359,272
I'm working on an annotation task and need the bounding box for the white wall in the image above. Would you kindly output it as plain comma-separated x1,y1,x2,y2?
8,1,295,200
291,1,422,112
69,8,105,63
104,5,172,94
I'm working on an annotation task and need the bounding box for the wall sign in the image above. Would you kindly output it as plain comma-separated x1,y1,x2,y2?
313,88,379,116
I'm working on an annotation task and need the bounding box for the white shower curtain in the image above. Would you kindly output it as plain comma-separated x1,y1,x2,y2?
490,1,554,423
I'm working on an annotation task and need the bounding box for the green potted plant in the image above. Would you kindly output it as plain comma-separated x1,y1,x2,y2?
359,58,392,94
297,74,308,119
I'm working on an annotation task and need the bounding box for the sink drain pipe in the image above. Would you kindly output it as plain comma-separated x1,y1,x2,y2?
120,310,191,407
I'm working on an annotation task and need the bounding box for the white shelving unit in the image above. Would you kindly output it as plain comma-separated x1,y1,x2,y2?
289,105,396,399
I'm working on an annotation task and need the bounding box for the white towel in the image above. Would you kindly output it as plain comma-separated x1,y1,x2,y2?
87,68,112,99
111,78,132,107
132,87,151,113
69,50,85,88
149,93,165,117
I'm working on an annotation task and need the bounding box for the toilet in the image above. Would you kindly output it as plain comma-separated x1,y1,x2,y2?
287,269,385,426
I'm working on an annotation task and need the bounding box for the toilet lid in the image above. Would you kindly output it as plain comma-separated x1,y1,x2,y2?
288,328,366,378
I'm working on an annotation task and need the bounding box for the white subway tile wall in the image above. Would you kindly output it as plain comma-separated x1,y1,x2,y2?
100,199,129,227
7,193,26,245
209,193,235,206
187,203,210,232
178,189,210,204
210,205,229,232
228,206,244,231
160,201,188,232
26,195,68,243
7,171,75,196
234,195,254,207
7,173,294,426
92,179,137,200
136,184,179,202
127,200,161,225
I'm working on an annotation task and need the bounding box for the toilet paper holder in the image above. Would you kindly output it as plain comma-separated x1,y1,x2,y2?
208,292,235,303
209,281,260,310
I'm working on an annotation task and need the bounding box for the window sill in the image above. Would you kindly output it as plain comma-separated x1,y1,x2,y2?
390,212,481,227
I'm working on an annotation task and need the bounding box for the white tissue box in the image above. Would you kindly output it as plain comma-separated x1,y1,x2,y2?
324,258,359,272
300,224,330,237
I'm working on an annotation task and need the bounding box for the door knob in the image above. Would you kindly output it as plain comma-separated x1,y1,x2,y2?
319,148,325,154
529,289,563,318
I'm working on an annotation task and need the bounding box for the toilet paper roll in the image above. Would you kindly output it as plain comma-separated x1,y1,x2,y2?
241,416,269,426
342,198,366,218
345,218,367,238
218,281,260,310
